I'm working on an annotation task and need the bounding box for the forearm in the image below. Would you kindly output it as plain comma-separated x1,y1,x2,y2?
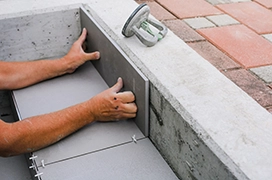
0,59,68,90
0,100,95,157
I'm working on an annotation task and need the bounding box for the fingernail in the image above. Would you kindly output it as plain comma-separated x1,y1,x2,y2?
95,51,100,59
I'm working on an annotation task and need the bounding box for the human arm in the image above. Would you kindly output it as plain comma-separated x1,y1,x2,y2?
0,78,137,157
0,28,99,90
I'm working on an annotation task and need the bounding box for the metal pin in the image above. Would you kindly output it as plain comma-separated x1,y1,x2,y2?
41,160,45,168
29,155,38,160
131,135,137,144
29,163,35,169
35,172,43,178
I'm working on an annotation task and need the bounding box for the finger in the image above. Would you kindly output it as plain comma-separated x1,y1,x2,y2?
119,103,137,113
77,28,87,45
116,112,137,120
111,77,123,93
116,91,135,103
85,51,100,61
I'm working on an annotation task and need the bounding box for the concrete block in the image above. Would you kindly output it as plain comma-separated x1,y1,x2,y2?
206,14,240,26
250,65,272,83
183,17,216,29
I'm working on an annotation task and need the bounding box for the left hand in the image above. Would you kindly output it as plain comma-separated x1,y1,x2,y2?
62,28,100,73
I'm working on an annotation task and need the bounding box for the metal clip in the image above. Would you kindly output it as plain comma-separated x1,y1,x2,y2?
41,160,45,168
29,155,38,160
29,163,35,169
131,135,137,144
35,172,43,178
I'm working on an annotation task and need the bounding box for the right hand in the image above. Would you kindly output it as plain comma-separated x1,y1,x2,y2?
88,77,137,121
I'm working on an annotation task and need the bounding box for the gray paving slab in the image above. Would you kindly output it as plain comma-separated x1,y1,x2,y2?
0,155,32,180
206,14,240,26
183,17,216,29
206,0,250,5
263,33,272,42
250,65,272,83
38,139,178,180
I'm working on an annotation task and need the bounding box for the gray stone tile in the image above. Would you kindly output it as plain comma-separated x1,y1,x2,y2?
206,14,240,26
263,33,272,42
206,0,251,5
163,19,205,42
183,17,216,29
250,65,272,83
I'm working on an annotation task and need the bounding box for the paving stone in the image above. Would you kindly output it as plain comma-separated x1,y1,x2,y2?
217,1,272,34
139,1,176,20
222,69,272,107
198,24,272,68
250,65,272,83
266,106,272,114
255,0,272,8
206,14,240,26
156,0,222,19
183,17,216,29
206,0,232,5
263,33,272,42
187,41,240,71
162,19,205,42
206,0,250,5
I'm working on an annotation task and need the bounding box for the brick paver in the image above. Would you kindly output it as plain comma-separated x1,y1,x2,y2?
217,2,272,34
206,14,240,27
143,1,176,20
156,0,222,19
198,24,272,68
250,66,272,83
183,17,215,29
255,0,272,8
187,41,240,71
222,69,272,108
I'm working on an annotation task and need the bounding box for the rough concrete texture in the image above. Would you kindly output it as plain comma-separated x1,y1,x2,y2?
1,0,272,179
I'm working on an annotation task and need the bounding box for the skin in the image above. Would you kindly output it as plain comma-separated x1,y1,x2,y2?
0,28,137,157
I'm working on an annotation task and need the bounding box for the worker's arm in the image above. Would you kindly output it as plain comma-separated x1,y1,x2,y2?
0,28,99,90
0,78,137,157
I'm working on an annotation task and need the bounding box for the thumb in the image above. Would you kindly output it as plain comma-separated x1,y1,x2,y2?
78,28,87,45
111,77,123,93
85,51,100,61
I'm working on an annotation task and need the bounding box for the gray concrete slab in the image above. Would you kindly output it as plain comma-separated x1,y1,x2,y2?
12,62,145,167
263,33,272,42
206,14,240,26
250,65,272,83
38,139,178,180
183,17,216,29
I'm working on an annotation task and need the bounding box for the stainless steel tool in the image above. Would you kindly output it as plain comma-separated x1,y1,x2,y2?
122,3,168,47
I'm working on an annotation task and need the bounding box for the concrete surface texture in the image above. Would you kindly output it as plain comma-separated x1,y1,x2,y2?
0,0,272,179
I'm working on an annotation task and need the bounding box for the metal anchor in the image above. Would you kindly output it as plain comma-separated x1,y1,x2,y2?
122,3,168,47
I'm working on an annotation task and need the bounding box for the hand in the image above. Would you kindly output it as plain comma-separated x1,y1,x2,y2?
62,28,100,73
88,78,137,121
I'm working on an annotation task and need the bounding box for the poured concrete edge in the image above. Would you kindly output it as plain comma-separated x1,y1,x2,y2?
1,0,272,179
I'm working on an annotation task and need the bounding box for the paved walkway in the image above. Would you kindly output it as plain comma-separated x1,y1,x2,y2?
135,0,272,113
